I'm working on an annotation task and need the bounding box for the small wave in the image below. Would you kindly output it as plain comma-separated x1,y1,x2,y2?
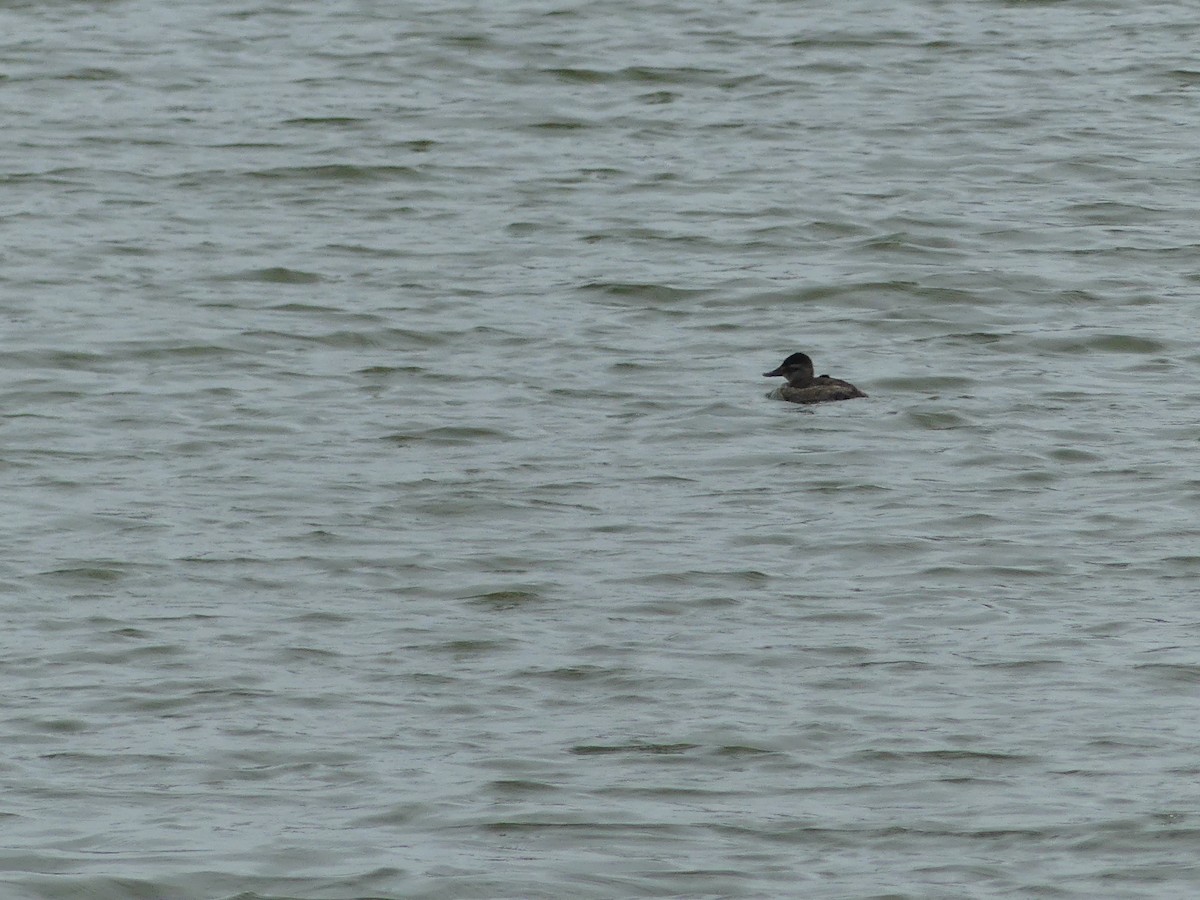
214,266,323,284
242,164,427,181
1032,333,1167,354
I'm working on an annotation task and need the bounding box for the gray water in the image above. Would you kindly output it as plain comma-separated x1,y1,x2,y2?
4,1,1200,897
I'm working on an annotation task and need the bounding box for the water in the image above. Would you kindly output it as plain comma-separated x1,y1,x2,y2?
4,0,1200,897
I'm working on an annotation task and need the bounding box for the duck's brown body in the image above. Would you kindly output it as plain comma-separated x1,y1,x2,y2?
764,352,866,404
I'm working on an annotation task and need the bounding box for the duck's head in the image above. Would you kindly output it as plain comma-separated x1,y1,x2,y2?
763,352,815,385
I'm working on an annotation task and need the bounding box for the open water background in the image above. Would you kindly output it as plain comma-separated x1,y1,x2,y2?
4,1,1200,897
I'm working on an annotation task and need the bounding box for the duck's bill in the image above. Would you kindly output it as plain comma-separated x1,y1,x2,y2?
763,366,785,377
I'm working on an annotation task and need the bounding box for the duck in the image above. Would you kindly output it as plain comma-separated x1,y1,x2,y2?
763,352,867,404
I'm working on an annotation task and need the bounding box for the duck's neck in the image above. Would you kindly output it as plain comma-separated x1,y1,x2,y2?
787,364,815,388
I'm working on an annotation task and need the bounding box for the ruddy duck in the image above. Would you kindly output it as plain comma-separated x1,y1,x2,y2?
763,352,867,404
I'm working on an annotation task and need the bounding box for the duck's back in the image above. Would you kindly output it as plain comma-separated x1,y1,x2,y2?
777,378,866,404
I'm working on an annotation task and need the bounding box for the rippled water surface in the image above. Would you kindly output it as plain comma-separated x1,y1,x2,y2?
4,1,1200,897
